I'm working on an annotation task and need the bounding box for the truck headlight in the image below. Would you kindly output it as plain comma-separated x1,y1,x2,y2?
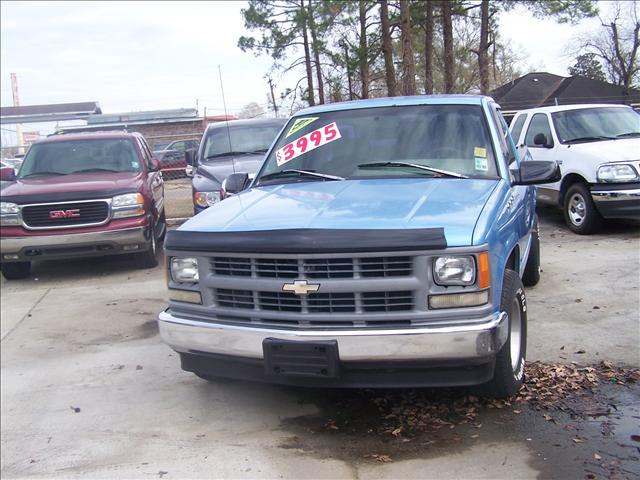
112,193,145,218
170,257,199,283
194,191,220,208
433,255,476,286
0,202,20,226
597,164,639,183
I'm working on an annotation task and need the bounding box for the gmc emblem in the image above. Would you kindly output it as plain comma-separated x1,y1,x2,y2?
49,209,81,219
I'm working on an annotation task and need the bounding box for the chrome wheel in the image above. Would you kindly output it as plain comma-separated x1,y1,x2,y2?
510,297,522,371
567,193,586,226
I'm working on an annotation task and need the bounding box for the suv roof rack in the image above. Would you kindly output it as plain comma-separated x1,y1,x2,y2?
47,128,132,137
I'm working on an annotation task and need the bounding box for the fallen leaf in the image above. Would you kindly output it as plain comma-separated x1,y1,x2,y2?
572,437,584,443
575,349,586,354
366,454,393,463
594,453,602,460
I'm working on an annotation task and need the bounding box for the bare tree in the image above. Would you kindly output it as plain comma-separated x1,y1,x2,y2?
441,0,454,93
400,0,416,95
379,0,397,96
575,2,640,90
424,1,434,94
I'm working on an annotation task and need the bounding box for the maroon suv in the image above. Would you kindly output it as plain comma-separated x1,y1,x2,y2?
0,131,166,280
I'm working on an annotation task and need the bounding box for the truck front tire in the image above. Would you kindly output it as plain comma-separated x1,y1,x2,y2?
563,183,602,234
134,223,160,269
484,269,527,398
522,220,540,287
1,261,31,280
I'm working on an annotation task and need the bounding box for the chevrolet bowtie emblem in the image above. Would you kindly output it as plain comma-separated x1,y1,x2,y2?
282,280,320,296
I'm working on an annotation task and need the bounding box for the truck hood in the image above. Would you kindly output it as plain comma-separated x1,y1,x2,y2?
0,171,143,203
194,154,264,187
562,137,640,163
182,178,499,247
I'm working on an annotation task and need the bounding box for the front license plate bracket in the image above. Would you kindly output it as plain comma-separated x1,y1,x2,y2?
263,338,340,378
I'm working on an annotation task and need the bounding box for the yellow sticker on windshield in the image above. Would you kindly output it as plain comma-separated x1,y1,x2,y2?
287,117,319,137
474,147,487,158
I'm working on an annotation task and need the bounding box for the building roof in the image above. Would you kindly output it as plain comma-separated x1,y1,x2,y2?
86,108,198,125
491,72,640,112
0,102,102,124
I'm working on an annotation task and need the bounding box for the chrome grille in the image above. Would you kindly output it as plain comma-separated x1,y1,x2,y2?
22,200,109,229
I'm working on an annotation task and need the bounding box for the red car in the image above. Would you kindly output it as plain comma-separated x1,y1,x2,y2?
0,131,165,280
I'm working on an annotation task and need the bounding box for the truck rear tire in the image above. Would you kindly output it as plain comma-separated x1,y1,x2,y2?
1,261,31,280
522,220,540,287
484,269,527,399
563,183,602,234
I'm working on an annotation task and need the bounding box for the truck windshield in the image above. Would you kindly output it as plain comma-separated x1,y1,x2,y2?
257,105,499,184
19,139,141,178
202,124,283,160
551,107,640,144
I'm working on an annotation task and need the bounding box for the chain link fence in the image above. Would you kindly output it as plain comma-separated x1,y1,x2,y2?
145,132,201,181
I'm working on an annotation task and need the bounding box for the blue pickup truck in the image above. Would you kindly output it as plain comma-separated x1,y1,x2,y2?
159,96,560,398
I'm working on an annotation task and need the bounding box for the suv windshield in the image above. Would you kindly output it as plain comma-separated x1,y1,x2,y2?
202,124,283,160
552,107,640,144
257,105,499,184
19,139,141,178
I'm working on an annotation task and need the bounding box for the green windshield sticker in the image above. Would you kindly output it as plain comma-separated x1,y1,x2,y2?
475,157,488,171
287,117,319,137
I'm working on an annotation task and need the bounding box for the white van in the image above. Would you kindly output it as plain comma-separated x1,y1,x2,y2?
509,104,640,234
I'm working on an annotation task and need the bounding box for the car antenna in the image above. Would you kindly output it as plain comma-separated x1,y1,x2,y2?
218,65,236,176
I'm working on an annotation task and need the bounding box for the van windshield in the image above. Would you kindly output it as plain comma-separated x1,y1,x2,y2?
551,107,640,144
19,139,141,178
257,105,499,184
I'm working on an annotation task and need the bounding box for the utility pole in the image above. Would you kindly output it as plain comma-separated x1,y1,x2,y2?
267,77,279,118
10,73,24,154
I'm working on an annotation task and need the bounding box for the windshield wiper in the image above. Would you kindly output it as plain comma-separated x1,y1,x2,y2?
358,161,468,179
616,131,640,138
205,150,264,160
70,168,122,173
20,171,66,178
564,135,616,144
258,169,345,184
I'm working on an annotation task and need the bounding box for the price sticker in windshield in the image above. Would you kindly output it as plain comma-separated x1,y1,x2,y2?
275,122,342,166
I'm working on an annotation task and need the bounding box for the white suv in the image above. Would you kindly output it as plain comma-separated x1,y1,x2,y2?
509,104,640,234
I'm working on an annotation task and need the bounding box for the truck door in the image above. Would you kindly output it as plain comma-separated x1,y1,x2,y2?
522,113,561,204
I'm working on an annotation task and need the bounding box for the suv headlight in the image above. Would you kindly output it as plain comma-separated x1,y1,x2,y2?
194,191,220,208
170,257,199,283
112,193,145,218
433,255,476,286
0,202,20,226
597,164,639,183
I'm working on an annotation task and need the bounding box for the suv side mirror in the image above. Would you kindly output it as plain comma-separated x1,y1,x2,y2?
185,149,196,166
223,173,250,196
0,167,16,182
533,133,552,148
512,160,561,185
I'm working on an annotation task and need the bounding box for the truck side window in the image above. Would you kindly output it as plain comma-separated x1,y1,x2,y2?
510,114,528,145
490,105,516,167
525,113,554,148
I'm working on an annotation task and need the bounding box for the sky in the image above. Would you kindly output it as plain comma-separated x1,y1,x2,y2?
0,0,616,127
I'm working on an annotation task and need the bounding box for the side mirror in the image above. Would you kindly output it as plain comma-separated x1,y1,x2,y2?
185,149,196,166
149,158,161,172
0,167,16,182
533,133,552,148
223,172,250,196
512,160,561,185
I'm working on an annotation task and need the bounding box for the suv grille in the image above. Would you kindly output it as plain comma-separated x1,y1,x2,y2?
22,201,110,228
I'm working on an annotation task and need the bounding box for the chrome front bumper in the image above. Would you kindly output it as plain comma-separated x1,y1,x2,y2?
158,310,508,362
591,186,640,219
0,226,148,260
